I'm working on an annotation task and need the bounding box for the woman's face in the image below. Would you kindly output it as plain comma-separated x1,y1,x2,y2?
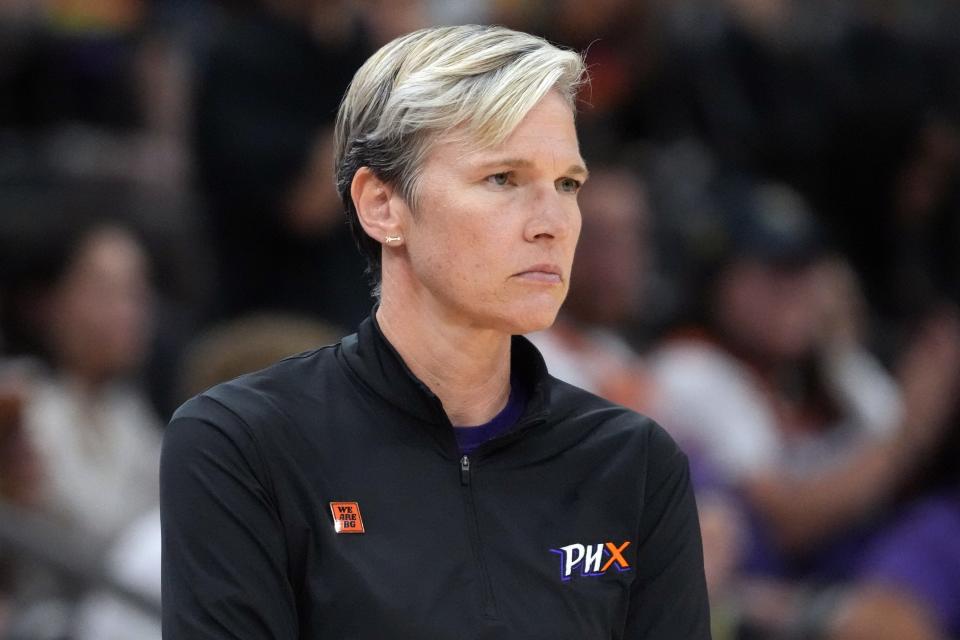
397,91,585,334
48,227,153,382
715,259,822,361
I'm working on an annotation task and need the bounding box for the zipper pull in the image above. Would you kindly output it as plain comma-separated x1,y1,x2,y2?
460,455,471,486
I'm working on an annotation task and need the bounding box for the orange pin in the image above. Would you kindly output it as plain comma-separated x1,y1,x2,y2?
329,501,365,534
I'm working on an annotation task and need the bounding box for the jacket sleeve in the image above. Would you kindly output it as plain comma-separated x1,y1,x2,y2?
160,395,298,639
624,424,712,638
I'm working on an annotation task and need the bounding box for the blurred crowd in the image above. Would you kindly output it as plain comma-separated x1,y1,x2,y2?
2,0,960,638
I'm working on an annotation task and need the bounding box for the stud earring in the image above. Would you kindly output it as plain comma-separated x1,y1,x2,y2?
384,235,402,245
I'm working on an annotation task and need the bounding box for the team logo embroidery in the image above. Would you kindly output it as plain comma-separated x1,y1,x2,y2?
551,541,631,581
329,501,365,534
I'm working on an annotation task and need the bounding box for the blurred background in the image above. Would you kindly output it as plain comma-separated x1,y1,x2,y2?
1,0,960,638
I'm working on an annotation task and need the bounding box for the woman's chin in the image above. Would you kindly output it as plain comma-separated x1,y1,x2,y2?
497,303,564,335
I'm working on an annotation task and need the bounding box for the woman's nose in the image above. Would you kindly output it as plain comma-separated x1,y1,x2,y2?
524,185,576,242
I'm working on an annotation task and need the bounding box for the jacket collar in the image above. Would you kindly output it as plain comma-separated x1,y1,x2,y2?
338,309,551,428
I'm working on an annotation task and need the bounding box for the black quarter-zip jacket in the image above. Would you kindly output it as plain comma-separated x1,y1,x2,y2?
160,314,711,639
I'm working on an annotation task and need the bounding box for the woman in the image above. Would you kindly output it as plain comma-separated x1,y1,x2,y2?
22,222,161,540
161,24,709,639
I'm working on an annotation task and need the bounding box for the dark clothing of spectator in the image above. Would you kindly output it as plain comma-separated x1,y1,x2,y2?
193,9,371,327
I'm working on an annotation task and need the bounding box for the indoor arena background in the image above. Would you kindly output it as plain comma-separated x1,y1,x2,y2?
1,1,960,638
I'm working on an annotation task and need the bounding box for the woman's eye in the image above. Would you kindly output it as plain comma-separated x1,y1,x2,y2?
487,172,511,186
557,177,582,193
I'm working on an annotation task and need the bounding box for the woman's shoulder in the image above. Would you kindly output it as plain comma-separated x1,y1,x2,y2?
539,377,690,498
170,344,341,438
544,375,680,456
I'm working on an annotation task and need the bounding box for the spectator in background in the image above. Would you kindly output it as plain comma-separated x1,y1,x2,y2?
10,220,161,541
652,182,960,639
192,0,377,327
815,12,960,327
176,313,342,402
0,217,162,638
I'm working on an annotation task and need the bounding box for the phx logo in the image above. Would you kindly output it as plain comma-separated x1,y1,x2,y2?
551,541,631,581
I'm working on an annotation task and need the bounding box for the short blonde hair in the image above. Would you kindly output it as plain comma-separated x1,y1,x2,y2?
334,24,585,289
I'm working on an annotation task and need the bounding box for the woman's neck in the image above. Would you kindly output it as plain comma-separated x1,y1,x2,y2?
376,294,512,427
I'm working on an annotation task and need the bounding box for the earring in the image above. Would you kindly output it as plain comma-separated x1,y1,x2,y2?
384,235,402,245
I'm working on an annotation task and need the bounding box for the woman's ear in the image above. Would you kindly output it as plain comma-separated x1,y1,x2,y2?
351,167,406,246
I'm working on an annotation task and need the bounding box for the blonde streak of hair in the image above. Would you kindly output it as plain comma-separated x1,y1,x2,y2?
379,48,581,149
465,57,574,144
388,25,517,84
334,30,416,154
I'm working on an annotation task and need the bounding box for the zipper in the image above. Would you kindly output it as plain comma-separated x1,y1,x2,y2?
451,412,547,620
459,455,498,619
